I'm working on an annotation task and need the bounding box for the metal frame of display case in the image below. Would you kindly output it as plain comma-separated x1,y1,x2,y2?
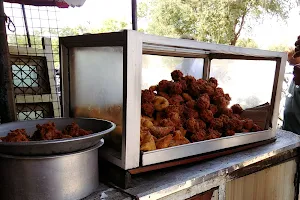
59,30,287,170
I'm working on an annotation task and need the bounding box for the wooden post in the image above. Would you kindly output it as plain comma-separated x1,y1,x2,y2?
0,0,16,122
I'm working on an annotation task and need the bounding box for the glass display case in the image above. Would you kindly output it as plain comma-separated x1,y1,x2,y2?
59,30,286,170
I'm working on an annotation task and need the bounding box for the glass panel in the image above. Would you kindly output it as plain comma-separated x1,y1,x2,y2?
70,46,123,158
142,54,204,89
12,65,38,87
210,59,276,109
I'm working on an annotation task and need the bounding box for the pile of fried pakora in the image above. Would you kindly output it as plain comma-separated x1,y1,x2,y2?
1,122,92,142
140,70,263,152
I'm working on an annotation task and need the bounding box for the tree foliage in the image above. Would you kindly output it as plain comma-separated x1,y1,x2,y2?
140,0,294,45
236,38,258,48
268,43,291,52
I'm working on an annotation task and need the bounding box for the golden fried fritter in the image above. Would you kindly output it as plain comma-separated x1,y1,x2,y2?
169,131,190,147
141,132,156,151
156,134,173,149
150,126,174,138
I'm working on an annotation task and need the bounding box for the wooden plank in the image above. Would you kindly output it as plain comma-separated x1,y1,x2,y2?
186,188,216,200
225,159,296,200
128,138,276,175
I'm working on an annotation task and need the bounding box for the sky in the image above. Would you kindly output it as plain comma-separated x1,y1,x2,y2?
57,0,300,49
3,0,300,49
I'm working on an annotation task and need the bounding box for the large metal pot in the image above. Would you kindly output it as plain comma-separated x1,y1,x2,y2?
0,141,103,200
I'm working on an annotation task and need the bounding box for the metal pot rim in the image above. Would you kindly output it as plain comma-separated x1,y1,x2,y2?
0,139,104,160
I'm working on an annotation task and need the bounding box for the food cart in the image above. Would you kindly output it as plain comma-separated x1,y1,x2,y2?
58,30,300,199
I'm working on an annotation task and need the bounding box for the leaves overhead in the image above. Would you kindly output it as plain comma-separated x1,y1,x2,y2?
141,0,294,45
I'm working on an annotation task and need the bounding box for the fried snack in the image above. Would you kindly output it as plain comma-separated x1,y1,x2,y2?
167,112,181,126
62,122,92,137
208,77,218,88
201,84,215,96
169,131,190,147
206,129,221,140
251,124,263,132
157,92,170,100
196,94,210,110
183,106,199,119
153,96,169,111
210,118,223,130
1,129,29,142
156,134,173,149
140,132,156,151
141,89,155,103
166,105,184,116
150,126,174,138
210,104,218,115
199,110,214,123
169,82,183,95
225,130,235,136
231,104,244,115
160,118,175,127
32,122,62,140
142,102,155,117
141,117,154,128
149,85,157,92
182,93,193,101
191,129,206,142
220,108,233,117
171,70,183,81
178,127,187,137
186,100,196,109
243,119,254,130
157,80,170,92
139,70,266,152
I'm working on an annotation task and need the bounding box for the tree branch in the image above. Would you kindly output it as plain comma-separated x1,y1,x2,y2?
230,12,247,46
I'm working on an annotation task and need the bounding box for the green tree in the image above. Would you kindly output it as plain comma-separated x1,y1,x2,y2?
268,43,290,52
140,0,294,45
236,38,258,48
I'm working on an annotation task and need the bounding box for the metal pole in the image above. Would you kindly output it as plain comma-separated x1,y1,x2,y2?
131,0,137,30
0,0,16,122
21,4,31,47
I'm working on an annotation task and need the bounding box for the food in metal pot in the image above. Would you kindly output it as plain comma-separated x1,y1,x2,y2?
1,122,92,142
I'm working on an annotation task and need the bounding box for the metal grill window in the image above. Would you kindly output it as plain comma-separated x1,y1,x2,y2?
11,56,51,95
12,64,38,87
16,103,54,121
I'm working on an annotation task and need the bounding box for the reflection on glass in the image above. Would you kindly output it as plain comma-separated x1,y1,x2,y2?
210,59,276,109
142,54,204,89
70,46,123,155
